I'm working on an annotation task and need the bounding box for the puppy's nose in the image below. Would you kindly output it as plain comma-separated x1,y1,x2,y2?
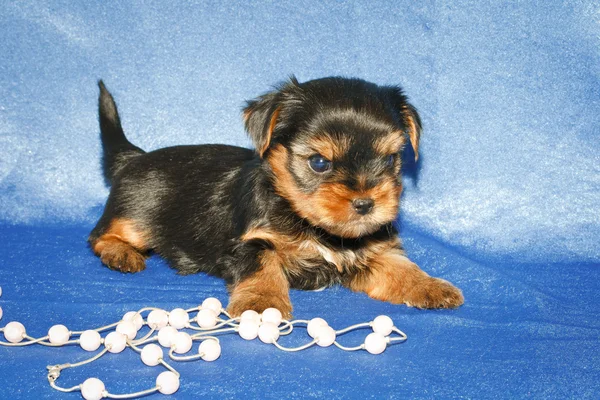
352,198,374,215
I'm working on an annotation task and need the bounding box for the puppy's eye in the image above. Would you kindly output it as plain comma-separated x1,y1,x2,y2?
308,154,332,173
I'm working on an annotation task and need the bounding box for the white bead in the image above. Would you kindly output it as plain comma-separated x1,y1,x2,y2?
240,310,260,324
48,324,70,345
315,325,336,347
198,339,221,362
4,321,26,343
261,308,282,325
147,309,169,330
172,331,192,354
238,319,259,340
307,318,328,338
104,331,127,353
168,308,189,329
258,322,280,344
0,306,3,321
81,377,105,400
201,298,222,315
0,286,2,297
158,326,178,348
116,320,137,340
372,315,394,336
196,308,217,328
364,332,387,355
141,343,163,366
156,371,180,395
122,311,144,331
80,330,102,352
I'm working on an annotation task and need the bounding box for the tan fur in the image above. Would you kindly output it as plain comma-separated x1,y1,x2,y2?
304,135,351,161
374,131,405,155
347,248,464,308
403,108,420,161
226,250,292,318
258,107,281,157
91,218,148,273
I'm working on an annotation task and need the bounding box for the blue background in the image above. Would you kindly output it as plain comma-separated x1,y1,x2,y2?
1,1,599,398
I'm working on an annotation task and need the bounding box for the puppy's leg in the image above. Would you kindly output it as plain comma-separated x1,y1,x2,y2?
89,218,148,273
226,250,292,318
347,248,464,309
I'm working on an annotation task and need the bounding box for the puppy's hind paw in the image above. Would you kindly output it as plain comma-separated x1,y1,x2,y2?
95,238,146,273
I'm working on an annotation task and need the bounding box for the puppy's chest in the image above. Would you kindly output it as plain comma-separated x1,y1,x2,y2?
241,226,397,290
277,237,385,290
294,240,360,271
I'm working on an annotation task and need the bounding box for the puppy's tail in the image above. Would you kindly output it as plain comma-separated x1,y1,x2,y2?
98,80,145,185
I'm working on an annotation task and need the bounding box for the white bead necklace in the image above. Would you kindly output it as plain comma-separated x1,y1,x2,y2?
0,287,407,398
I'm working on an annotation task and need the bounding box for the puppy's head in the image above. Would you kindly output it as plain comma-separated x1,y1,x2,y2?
243,77,422,238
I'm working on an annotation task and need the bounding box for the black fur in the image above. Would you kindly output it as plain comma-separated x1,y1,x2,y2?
97,80,145,184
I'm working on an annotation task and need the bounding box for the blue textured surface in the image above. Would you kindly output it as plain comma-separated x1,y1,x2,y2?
1,1,599,398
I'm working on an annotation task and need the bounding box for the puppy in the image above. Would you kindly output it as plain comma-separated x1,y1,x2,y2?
89,77,464,318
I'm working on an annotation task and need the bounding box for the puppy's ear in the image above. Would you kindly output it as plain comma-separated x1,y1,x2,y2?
243,77,301,157
402,103,422,162
389,88,422,162
243,90,283,158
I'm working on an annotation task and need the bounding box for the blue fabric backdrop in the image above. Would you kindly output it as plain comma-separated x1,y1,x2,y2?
1,1,598,398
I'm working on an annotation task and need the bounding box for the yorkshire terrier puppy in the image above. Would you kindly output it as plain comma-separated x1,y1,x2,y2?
89,77,463,318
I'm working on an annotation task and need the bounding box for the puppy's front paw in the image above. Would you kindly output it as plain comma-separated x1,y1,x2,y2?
404,277,464,309
227,294,293,319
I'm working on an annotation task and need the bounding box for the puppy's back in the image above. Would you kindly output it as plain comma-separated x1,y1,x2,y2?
91,144,256,275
